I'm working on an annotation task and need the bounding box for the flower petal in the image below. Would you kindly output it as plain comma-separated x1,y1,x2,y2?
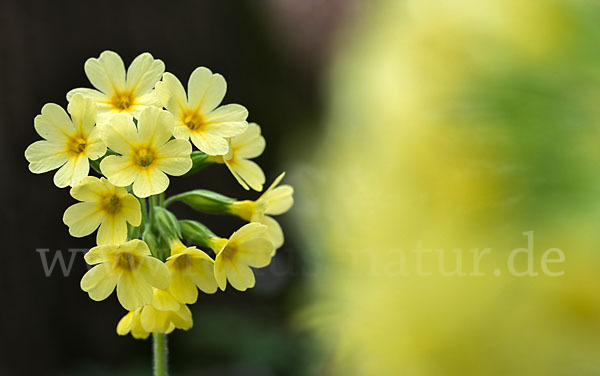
236,237,275,268
117,272,153,310
226,158,265,191
69,176,108,201
156,72,188,117
34,103,75,143
126,52,165,95
132,168,169,198
259,215,284,250
120,194,142,227
231,122,265,159
204,103,248,135
189,132,229,156
140,256,170,290
100,155,138,187
155,139,192,176
67,88,109,104
137,107,175,149
225,262,255,291
100,114,139,155
187,67,226,113
168,270,198,304
190,257,218,294
264,185,294,215
53,155,89,188
67,94,97,136
63,201,103,237
152,289,180,312
84,50,126,95
97,214,128,245
25,141,69,174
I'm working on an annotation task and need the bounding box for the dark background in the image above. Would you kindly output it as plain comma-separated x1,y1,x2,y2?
0,1,354,374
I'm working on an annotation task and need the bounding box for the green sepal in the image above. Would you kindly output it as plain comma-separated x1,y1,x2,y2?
180,220,217,248
165,190,235,214
142,227,160,258
152,206,182,242
127,222,141,241
184,151,214,176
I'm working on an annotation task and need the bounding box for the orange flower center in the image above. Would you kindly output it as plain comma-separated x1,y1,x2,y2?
116,252,138,271
111,91,134,111
183,112,206,131
135,148,155,168
103,195,122,214
68,137,87,155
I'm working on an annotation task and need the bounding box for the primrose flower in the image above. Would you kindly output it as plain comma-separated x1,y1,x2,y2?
229,173,294,249
155,67,248,156
25,94,106,188
165,240,218,304
67,51,164,123
209,223,274,291
100,107,193,198
210,122,266,191
63,177,141,245
117,289,193,338
81,239,169,310
116,308,149,339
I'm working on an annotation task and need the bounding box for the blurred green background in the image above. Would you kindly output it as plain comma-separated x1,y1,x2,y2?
3,0,600,375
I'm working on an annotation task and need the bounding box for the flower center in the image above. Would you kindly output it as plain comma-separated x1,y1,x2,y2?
135,148,155,168
103,195,121,214
68,137,87,155
173,254,193,270
183,112,206,131
116,252,138,271
221,244,236,260
111,91,134,111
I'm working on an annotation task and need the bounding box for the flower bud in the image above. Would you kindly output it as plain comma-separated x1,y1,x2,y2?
180,220,217,248
183,151,214,176
166,190,235,214
152,207,182,243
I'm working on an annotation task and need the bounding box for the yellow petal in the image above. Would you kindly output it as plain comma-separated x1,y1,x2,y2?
117,272,153,310
189,257,218,294
140,256,170,290
84,50,126,95
69,176,108,201
97,214,128,245
67,94,96,136
53,155,89,188
226,158,265,192
100,114,139,155
137,107,175,148
100,155,138,187
116,310,136,335
172,124,192,140
168,270,198,304
187,67,226,113
85,126,107,160
152,289,180,311
63,201,103,237
264,185,294,215
204,104,248,136
81,264,118,301
230,222,267,244
156,72,187,117
231,122,265,159
84,244,117,264
225,262,255,291
126,52,164,95
132,168,169,198
171,304,193,330
130,91,162,116
141,305,171,333
236,237,274,268
25,141,68,173
214,253,228,291
67,88,108,104
120,194,142,227
155,139,192,176
189,132,229,156
259,215,284,250
34,103,75,143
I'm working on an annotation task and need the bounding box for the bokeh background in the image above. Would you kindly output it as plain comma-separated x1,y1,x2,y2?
3,0,600,375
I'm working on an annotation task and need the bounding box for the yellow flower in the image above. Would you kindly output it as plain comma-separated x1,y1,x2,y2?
165,240,217,304
209,223,274,291
229,173,294,249
116,289,193,339
100,107,192,198
116,308,149,339
210,122,266,191
25,94,106,188
80,239,169,310
67,51,164,123
155,67,248,156
63,176,141,245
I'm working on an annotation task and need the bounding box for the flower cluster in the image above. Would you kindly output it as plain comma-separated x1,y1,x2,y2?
25,51,294,339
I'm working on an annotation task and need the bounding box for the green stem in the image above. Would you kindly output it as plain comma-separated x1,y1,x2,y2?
153,333,168,376
149,195,157,226
159,192,165,207
139,197,148,232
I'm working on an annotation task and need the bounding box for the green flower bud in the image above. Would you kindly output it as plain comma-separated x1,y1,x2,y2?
152,206,182,242
180,220,217,248
165,190,235,214
142,227,160,258
184,151,214,176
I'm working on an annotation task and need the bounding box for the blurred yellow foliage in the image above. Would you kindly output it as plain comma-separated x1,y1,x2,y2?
301,0,600,374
